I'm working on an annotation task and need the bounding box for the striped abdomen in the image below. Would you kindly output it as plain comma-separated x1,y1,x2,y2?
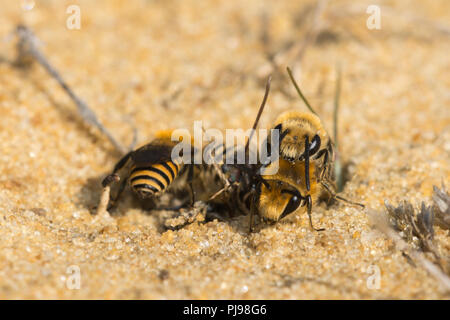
130,160,181,198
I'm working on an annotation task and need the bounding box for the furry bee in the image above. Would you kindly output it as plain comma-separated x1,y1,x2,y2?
204,76,325,231
252,154,361,232
254,154,335,231
273,67,337,192
257,158,319,224
98,130,200,212
253,109,334,231
247,67,364,231
273,110,333,190
215,69,363,232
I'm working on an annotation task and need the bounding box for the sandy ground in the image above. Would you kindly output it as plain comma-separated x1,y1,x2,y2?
0,0,449,299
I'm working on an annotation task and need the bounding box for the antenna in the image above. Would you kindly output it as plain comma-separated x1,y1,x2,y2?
245,75,272,153
286,66,318,116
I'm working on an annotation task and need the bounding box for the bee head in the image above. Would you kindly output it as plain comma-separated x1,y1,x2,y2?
276,122,321,162
257,180,305,222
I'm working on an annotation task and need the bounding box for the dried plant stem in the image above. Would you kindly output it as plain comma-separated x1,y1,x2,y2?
200,126,230,190
96,186,112,217
333,64,343,192
368,209,450,292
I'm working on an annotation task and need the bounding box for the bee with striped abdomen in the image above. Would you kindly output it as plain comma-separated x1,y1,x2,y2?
126,133,183,199
98,130,198,213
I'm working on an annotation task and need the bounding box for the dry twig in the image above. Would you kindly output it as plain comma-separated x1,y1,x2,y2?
368,208,450,292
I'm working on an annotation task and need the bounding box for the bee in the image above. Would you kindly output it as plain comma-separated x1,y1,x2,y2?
255,155,325,231
206,77,272,219
274,67,336,192
272,110,333,189
97,130,200,214
253,108,333,231
247,67,364,231
254,155,362,232
204,75,324,231
213,68,363,232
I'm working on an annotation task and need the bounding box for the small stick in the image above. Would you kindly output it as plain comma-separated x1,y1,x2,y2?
368,209,450,292
15,25,127,155
286,67,318,116
333,64,344,192
96,173,120,216
208,183,233,202
96,186,112,217
201,126,230,188
245,75,272,153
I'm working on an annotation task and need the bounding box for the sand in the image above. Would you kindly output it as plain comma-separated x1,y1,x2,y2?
0,0,449,299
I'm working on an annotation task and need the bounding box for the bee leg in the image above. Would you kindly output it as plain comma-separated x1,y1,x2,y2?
100,151,132,188
302,136,311,192
112,151,133,172
314,148,328,180
236,189,251,216
248,192,257,233
321,181,365,208
306,195,325,232
322,149,329,180
96,173,119,216
97,151,133,215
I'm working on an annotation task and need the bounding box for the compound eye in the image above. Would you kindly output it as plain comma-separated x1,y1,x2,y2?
280,190,302,218
309,134,321,156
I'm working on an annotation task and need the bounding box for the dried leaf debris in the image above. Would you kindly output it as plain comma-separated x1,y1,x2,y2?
381,185,450,291
433,185,450,230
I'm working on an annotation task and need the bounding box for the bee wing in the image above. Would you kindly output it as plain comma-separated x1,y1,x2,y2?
131,142,178,166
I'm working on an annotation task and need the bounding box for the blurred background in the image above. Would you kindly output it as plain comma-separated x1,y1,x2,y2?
0,0,448,299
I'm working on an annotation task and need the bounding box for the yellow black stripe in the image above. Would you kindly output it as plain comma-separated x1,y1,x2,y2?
131,167,170,186
132,175,166,189
167,159,181,176
130,161,181,195
161,162,175,180
133,183,159,193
